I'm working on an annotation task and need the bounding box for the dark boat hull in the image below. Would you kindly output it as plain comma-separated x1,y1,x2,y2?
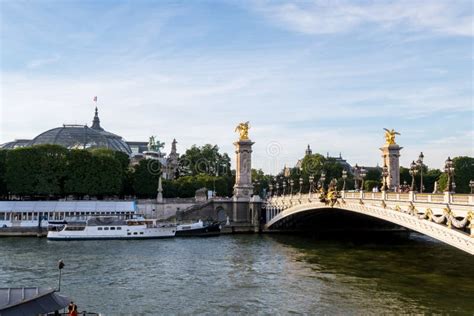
175,223,221,237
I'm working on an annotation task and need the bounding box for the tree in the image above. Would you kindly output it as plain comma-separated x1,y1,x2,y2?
34,145,68,196
6,147,41,196
0,150,8,198
92,154,122,196
421,168,442,193
439,156,474,193
364,180,379,191
64,150,95,196
178,144,231,177
252,169,274,196
6,145,67,197
132,159,161,198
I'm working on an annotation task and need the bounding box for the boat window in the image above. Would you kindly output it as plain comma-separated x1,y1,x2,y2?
133,232,137,235
104,227,109,230
98,227,103,230
139,232,144,235
0,213,5,220
117,227,122,230
127,232,131,235
65,226,85,231
110,227,116,230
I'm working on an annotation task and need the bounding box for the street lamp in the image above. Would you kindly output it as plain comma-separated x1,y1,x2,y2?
268,183,273,197
289,179,294,196
382,163,389,191
276,182,280,196
299,177,304,194
444,157,454,192
282,180,287,196
309,175,314,193
354,164,360,190
469,180,474,194
320,170,326,190
359,168,367,192
342,170,348,191
452,181,456,193
416,152,424,193
409,160,418,191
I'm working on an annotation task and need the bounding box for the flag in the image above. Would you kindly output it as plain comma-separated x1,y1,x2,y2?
93,96,97,102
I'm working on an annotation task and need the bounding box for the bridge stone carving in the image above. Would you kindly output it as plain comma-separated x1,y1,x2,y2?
265,191,474,255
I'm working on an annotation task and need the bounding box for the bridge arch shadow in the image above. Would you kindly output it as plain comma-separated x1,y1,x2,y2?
269,207,405,237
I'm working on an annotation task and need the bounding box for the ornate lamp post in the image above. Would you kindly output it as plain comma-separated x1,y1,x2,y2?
282,180,287,196
309,175,314,194
342,170,348,191
382,163,389,191
299,177,304,194
320,171,326,190
354,164,360,190
289,179,294,197
470,180,474,194
444,157,454,192
359,168,367,192
452,181,456,193
276,182,280,196
409,160,418,191
268,183,273,197
416,152,424,193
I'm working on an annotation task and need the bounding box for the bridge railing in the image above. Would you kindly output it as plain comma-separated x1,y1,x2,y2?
266,191,474,206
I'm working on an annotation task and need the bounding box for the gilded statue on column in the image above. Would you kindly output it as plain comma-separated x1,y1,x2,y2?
383,128,400,145
235,121,250,140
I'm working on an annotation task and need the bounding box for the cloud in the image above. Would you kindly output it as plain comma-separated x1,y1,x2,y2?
252,0,473,37
26,54,61,69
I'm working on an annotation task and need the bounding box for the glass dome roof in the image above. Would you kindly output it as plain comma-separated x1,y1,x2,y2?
27,108,132,154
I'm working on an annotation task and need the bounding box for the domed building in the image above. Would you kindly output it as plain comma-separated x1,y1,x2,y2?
1,108,142,155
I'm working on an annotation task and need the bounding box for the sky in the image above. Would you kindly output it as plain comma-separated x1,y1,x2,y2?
0,0,473,174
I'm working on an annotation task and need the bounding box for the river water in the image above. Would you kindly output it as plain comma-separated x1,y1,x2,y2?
1,234,473,315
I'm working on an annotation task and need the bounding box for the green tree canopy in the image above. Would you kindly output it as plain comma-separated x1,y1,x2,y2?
438,156,474,193
0,150,8,198
179,144,231,177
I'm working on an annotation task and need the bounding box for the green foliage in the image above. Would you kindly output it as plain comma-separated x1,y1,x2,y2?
35,145,68,196
422,169,442,193
163,174,232,198
400,166,411,187
64,149,122,197
252,169,274,196
452,156,474,193
364,180,379,191
132,159,161,198
438,173,448,192
365,168,381,182
0,150,7,197
438,156,474,193
6,145,67,197
179,144,231,177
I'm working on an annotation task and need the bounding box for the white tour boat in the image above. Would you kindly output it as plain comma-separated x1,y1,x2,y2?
47,216,176,240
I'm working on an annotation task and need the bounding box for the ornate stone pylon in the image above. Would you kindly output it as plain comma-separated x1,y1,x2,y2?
233,122,254,200
380,128,402,191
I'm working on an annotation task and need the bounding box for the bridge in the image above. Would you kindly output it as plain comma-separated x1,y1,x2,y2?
265,191,474,255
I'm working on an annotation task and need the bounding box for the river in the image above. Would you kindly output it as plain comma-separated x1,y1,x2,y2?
1,234,473,315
